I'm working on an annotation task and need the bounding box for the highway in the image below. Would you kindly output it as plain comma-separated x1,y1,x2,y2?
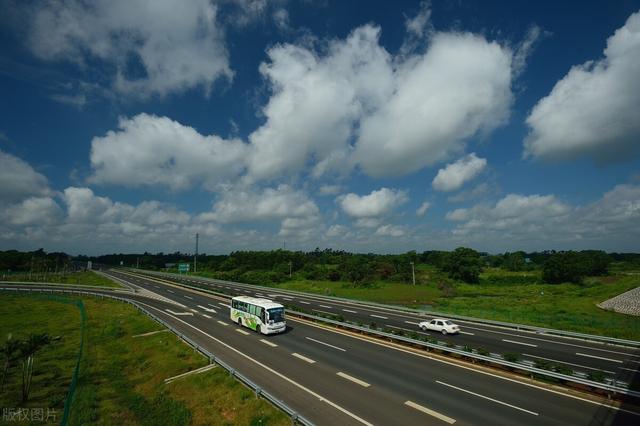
4,272,639,425
124,269,640,383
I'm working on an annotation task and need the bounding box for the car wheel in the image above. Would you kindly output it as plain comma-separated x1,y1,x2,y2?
442,329,448,335
420,326,426,331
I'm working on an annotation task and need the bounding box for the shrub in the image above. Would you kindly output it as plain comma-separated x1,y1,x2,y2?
587,370,606,382
503,352,521,363
553,364,574,376
476,347,490,356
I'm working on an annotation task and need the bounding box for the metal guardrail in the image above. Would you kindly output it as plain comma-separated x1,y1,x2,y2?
288,310,640,399
0,286,314,426
133,268,640,348
110,274,640,399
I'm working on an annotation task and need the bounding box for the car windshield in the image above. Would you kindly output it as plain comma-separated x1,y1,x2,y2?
444,321,453,325
268,307,285,323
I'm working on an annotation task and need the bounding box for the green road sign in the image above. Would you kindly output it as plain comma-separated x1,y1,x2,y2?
178,263,190,272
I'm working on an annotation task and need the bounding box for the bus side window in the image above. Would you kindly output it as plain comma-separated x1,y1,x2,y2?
250,305,257,316
258,307,264,323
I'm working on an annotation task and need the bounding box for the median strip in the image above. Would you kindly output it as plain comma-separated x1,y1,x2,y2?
292,353,316,364
337,372,370,387
404,400,456,424
436,380,539,416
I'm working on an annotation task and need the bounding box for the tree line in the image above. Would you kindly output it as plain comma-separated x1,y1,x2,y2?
3,248,637,285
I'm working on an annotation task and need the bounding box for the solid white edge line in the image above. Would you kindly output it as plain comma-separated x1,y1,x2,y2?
575,352,624,363
522,353,616,374
136,301,372,425
404,400,456,424
292,352,316,364
260,339,278,347
502,339,538,348
436,381,538,416
305,336,347,352
337,372,370,387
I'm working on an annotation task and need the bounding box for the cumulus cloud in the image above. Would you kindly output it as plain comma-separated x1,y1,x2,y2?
432,153,487,192
375,224,406,237
445,185,640,250
201,184,320,224
318,184,344,196
338,188,408,218
247,20,514,181
405,1,431,39
26,0,231,98
89,114,247,191
524,11,640,162
2,197,63,226
325,224,349,238
0,150,52,202
246,24,393,182
355,33,512,177
416,201,431,217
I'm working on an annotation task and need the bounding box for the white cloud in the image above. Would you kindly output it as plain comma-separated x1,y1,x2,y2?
354,218,383,228
272,8,290,31
338,188,408,218
375,224,406,237
447,182,492,203
0,150,51,202
432,153,487,192
2,197,62,226
354,32,512,177
524,11,640,162
318,184,344,195
404,1,431,39
512,25,544,77
416,201,431,217
27,0,231,98
246,24,393,182
89,114,247,191
325,224,349,238
445,185,640,251
202,184,319,224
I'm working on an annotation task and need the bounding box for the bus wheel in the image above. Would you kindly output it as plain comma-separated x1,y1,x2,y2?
237,318,242,327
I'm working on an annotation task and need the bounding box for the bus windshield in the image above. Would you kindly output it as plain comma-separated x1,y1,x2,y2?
268,307,285,323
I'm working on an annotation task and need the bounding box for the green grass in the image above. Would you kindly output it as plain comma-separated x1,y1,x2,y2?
0,270,122,288
0,293,289,425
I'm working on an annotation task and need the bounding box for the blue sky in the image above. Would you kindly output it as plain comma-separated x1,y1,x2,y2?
0,0,639,255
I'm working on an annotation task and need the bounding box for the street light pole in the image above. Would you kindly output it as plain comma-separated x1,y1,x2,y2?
410,261,415,285
289,261,292,278
194,233,199,273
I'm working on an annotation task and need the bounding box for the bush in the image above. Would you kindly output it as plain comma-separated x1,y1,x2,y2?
441,247,483,283
476,347,490,356
553,364,574,376
587,370,606,382
503,352,521,363
534,359,553,370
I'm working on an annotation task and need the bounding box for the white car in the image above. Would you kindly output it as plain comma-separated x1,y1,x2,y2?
418,318,460,335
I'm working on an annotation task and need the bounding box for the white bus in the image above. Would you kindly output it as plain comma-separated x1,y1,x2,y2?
230,296,286,335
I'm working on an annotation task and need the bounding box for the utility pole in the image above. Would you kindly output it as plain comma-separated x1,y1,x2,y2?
194,233,199,273
410,261,416,286
136,257,139,269
289,261,292,278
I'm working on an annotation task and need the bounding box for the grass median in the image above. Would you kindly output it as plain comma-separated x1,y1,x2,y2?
0,293,289,425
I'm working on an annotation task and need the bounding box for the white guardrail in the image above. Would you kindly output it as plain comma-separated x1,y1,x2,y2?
132,268,640,348
0,286,314,426
114,273,640,399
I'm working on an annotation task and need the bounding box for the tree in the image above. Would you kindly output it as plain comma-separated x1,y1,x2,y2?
442,247,483,283
19,333,51,402
503,251,526,271
1,334,20,392
542,252,586,284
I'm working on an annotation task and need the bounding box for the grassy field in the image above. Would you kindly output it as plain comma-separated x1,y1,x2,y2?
0,293,289,425
0,270,121,288
195,266,640,340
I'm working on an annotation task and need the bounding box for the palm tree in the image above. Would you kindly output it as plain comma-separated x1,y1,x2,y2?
19,333,51,402
1,334,20,392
